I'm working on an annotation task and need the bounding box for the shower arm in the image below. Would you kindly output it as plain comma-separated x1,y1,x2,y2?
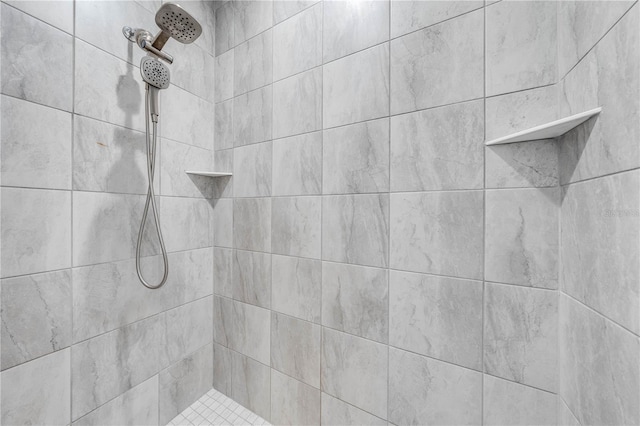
122,26,174,64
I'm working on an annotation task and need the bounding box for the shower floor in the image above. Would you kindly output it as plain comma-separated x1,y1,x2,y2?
168,388,270,426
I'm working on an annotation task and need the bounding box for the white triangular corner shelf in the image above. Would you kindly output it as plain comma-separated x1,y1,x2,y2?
485,107,602,146
185,171,232,177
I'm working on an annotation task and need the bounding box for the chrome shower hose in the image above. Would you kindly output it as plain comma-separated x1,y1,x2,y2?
136,85,169,289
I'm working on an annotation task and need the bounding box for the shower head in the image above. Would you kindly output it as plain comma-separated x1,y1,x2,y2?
151,3,202,51
140,56,170,123
140,56,170,89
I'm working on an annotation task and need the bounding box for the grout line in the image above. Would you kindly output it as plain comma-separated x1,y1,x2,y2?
481,2,487,421
215,93,486,150
319,0,325,422
70,0,77,419
561,291,640,339
558,1,638,82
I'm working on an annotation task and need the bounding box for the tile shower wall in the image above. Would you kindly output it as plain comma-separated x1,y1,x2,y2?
212,1,640,425
557,2,640,425
1,0,216,424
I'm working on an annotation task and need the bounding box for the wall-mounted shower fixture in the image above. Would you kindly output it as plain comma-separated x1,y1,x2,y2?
123,3,202,65
123,3,202,289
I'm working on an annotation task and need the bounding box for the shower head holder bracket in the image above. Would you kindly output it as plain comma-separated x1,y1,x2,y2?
122,26,174,64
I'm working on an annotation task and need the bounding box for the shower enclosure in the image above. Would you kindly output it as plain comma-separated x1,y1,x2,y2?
1,0,639,425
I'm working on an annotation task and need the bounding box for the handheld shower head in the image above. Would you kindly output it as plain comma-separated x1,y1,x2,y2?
140,56,170,122
140,56,170,89
151,3,202,51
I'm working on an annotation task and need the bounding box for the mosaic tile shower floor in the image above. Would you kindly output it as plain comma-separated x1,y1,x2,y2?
168,388,270,426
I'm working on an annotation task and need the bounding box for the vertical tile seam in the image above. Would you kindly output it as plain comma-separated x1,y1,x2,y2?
386,0,391,423
70,0,76,421
481,2,487,424
319,0,324,422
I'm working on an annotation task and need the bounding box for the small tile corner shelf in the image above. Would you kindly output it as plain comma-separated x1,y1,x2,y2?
185,171,232,177
485,107,602,146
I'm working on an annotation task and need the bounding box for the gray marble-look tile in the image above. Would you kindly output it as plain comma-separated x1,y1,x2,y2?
233,249,271,308
161,139,214,198
231,350,271,421
323,118,389,194
159,343,213,425
234,85,273,146
389,270,482,370
390,0,483,38
559,295,640,426
233,141,272,197
215,1,235,56
213,343,232,396
160,84,215,150
2,187,71,278
557,0,635,77
73,375,158,426
75,39,145,132
214,247,233,298
561,170,640,334
483,375,556,426
213,198,234,248
323,0,389,62
322,194,389,268
273,67,322,139
322,262,388,343
271,370,321,426
271,312,321,387
388,347,482,425
321,328,388,419
73,115,151,195
215,49,234,103
75,0,154,65
71,315,165,419
272,255,321,323
485,85,558,143
234,30,273,96
73,191,159,267
558,397,581,426
1,4,73,111
390,10,483,115
1,270,71,371
321,393,386,426
273,132,322,196
73,248,212,343
272,196,321,259
273,0,318,23
164,297,213,366
485,188,559,289
215,99,234,151
213,149,234,199
169,42,215,102
183,0,216,56
1,348,70,426
1,95,71,189
558,5,639,184
160,196,211,252
213,296,270,364
233,197,271,252
4,0,73,33
390,100,484,191
273,3,322,80
484,283,558,392
234,0,273,45
486,1,557,96
390,191,483,280
486,140,559,189
324,44,389,128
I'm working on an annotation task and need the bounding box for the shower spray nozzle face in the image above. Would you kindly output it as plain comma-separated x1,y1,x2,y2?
140,56,170,89
155,3,202,45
